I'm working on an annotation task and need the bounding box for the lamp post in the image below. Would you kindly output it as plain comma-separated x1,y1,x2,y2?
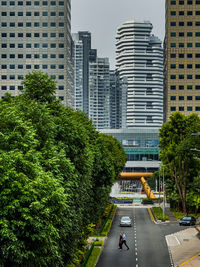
163,165,165,219
159,166,161,207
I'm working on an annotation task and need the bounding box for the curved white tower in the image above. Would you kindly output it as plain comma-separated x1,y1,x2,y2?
116,21,163,127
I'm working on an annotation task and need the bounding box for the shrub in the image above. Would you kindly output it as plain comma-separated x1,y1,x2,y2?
86,247,101,267
142,198,154,204
94,240,104,246
152,207,169,221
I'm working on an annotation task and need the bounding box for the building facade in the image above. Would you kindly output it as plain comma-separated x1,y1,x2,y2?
100,128,161,173
116,21,163,128
0,0,74,106
89,58,110,129
110,70,127,129
164,0,200,121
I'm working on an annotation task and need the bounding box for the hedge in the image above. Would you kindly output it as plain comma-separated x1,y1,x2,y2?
85,247,101,267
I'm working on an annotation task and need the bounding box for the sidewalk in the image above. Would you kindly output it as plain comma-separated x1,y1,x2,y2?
166,227,200,266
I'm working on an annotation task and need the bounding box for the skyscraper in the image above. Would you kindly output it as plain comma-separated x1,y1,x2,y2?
164,0,200,121
89,58,110,129
116,21,163,128
0,0,74,107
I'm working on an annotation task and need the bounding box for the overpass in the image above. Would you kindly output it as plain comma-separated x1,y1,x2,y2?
120,172,155,199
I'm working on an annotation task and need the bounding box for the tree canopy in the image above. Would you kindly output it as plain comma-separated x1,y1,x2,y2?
0,71,126,266
159,112,200,214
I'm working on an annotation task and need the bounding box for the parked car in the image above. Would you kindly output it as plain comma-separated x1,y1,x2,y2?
179,216,196,226
120,216,132,227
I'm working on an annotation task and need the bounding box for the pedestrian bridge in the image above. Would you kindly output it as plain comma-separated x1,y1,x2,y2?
120,172,155,199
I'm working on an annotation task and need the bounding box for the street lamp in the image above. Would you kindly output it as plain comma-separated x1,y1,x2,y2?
163,165,165,219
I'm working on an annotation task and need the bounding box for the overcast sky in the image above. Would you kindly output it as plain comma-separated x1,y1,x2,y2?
71,0,165,69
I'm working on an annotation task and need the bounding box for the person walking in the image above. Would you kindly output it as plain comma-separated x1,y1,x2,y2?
122,232,129,250
118,232,123,249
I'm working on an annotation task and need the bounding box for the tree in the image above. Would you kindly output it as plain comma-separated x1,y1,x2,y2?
21,71,57,103
159,112,200,214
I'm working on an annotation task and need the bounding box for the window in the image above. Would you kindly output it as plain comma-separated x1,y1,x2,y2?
59,22,64,27
59,65,64,69
196,64,200,68
43,12,48,16
171,0,176,4
179,85,184,90
43,1,48,5
26,44,32,48
51,1,56,5
1,44,7,48
187,74,193,79
1,54,7,58
187,96,192,100
171,43,176,48
179,96,184,100
26,1,31,5
26,65,31,69
50,33,56,37
196,11,200,15
59,44,64,48
43,33,48,37
188,0,193,4
195,75,200,79
58,86,64,90
50,22,56,27
18,86,23,90
59,12,64,16
2,12,7,16
1,86,7,90
179,0,184,4
179,107,184,111
42,22,48,27
171,32,176,37
171,22,176,26
10,86,15,90
179,64,184,69
179,74,184,79
187,64,192,69
59,54,64,58
171,75,176,79
34,33,40,37
18,65,23,69
171,54,176,58
196,22,200,26
18,12,23,16
171,107,176,111
196,96,200,100
34,44,40,48
10,1,15,5
34,54,40,59
187,85,192,90
196,43,200,47
187,11,193,15
59,1,64,5
18,54,23,58
179,11,184,15
10,54,15,58
197,0,200,3
171,64,176,69
18,33,23,37
196,32,200,37
2,33,7,37
2,65,7,69
187,22,193,26
187,54,192,58
1,75,7,80
187,32,193,37
59,75,64,80
26,54,31,58
26,33,31,37
10,33,15,37
26,22,32,27
34,65,40,69
179,54,184,58
50,54,56,58
10,75,15,80
18,1,23,5
59,33,64,37
50,65,56,69
179,22,184,26
196,85,200,90
179,43,184,47
34,22,40,27
187,107,193,111
10,65,15,69
1,22,7,27
42,43,48,48
51,12,56,16
179,32,184,37
34,1,40,5
1,1,7,5
34,12,40,16
196,107,200,111
18,22,23,27
42,54,48,58
42,65,48,69
50,44,56,48
196,53,200,58
171,96,176,100
170,85,176,90
10,44,15,48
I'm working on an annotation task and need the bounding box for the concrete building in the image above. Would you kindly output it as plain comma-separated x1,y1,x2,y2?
116,21,163,128
164,0,200,121
110,70,127,129
89,58,110,129
0,0,74,107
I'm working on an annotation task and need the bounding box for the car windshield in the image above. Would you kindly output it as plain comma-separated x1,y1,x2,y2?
182,217,191,220
121,217,130,221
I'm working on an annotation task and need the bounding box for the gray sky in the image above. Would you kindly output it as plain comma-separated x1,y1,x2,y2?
71,0,165,69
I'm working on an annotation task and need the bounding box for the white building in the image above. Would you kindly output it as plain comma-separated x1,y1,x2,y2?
116,21,163,128
89,58,110,129
0,0,74,107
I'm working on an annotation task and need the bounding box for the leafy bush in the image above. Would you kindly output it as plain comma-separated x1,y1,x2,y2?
86,247,101,267
94,240,104,246
142,198,154,204
152,207,169,221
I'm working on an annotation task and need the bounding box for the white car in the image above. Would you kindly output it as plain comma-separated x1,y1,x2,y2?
120,216,132,227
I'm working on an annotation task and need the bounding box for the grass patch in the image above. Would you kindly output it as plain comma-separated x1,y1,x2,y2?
170,209,200,220
152,207,169,221
85,246,101,267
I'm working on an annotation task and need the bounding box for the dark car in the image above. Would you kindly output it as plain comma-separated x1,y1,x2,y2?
179,216,196,226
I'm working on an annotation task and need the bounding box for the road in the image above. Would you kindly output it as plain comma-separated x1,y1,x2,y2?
96,207,183,267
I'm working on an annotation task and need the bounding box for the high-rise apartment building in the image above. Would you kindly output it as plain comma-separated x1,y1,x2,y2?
164,0,200,121
116,21,163,128
72,31,97,114
0,0,74,107
89,58,110,129
110,70,127,129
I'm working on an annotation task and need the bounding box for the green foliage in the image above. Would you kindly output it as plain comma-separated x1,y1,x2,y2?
93,240,104,246
0,72,126,266
152,207,169,221
85,247,101,267
142,198,154,204
159,112,200,214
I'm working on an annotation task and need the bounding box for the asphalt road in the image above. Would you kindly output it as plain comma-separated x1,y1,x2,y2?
96,207,183,267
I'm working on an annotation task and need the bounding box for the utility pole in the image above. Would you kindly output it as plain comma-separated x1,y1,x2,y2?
159,166,161,207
